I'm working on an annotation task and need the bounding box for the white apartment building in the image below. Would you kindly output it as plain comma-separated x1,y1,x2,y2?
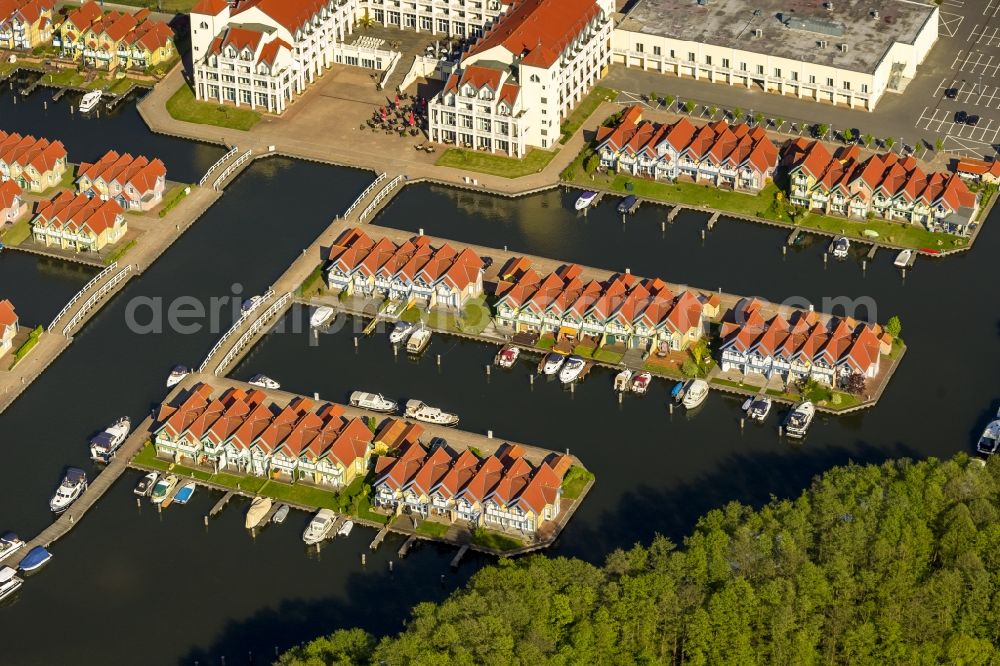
357,0,505,38
189,0,358,113
613,0,938,111
427,0,614,156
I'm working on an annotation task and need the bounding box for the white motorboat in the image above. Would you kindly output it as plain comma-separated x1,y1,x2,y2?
495,345,519,369
79,89,101,113
389,320,415,344
682,379,709,409
894,249,913,268
150,474,178,505
302,508,336,544
0,532,25,561
310,305,335,328
405,399,459,426
248,374,280,390
241,296,263,316
337,520,354,537
746,396,772,422
575,191,598,210
783,401,816,438
614,368,633,392
350,391,398,413
272,503,290,524
245,496,272,529
49,468,87,513
406,326,432,354
134,471,157,497
542,352,565,375
89,416,131,462
558,355,586,384
631,372,652,395
832,236,850,259
166,365,190,388
977,417,1000,455
0,566,22,602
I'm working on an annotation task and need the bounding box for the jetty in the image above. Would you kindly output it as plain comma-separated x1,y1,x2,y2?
450,544,469,568
370,525,390,550
208,490,235,517
707,212,720,230
398,535,418,558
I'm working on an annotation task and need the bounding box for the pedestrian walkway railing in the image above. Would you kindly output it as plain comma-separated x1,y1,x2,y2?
213,149,252,191
343,172,387,219
213,292,291,376
359,174,405,222
61,263,134,337
199,145,239,187
48,262,119,332
198,288,276,373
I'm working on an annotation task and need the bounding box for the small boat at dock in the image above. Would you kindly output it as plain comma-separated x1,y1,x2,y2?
0,566,23,601
17,546,51,572
245,496,272,529
894,249,913,268
746,396,773,422
49,468,87,514
337,520,354,537
0,532,25,561
79,90,101,113
631,372,652,395
151,475,178,505
173,482,196,505
542,352,565,375
303,508,336,544
405,399,459,426
575,191,598,210
248,374,280,390
166,365,190,388
495,345,519,368
783,401,816,439
670,381,686,403
310,305,335,328
350,391,397,413
271,503,290,524
558,355,586,384
406,326,432,354
389,320,414,344
682,379,709,409
134,472,157,497
832,236,850,259
617,194,637,214
89,416,131,463
614,368,632,392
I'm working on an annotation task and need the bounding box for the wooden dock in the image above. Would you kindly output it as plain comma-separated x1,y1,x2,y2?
667,206,681,222
398,535,418,558
707,212,719,230
261,500,282,524
787,229,802,245
866,244,879,261
362,317,379,336
209,490,235,517
370,525,390,550
450,544,469,568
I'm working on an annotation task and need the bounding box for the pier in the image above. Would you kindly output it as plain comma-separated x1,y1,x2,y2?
707,212,719,230
209,491,235,518
786,229,802,246
370,525,390,550
450,545,469,568
667,206,681,222
398,535,418,558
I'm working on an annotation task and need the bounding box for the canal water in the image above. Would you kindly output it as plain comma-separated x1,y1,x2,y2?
0,251,96,327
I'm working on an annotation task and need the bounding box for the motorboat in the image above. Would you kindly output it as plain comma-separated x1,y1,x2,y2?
542,352,565,375
173,482,196,505
134,471,157,496
894,249,913,268
166,365,190,388
150,474,178,505
617,194,638,214
245,496,272,529
302,508,336,544
349,391,398,413
405,399,459,426
389,320,415,344
614,368,632,392
631,372,652,395
49,468,87,513
977,417,1000,455
89,416,131,463
670,381,686,403
271,503,290,525
832,236,850,259
337,520,354,537
17,546,51,572
746,396,772,422
406,326,432,354
79,90,101,113
495,345,519,369
0,566,22,602
783,401,816,439
575,191,598,210
310,305,335,328
682,379,709,409
558,355,586,384
248,374,280,390
241,296,263,316
0,532,25,561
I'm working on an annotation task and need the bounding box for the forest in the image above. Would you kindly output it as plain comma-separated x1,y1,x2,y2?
279,453,1000,665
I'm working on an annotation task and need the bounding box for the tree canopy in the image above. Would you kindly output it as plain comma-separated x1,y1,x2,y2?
279,454,1000,665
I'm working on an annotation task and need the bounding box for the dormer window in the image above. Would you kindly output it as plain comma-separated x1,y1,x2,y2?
225,46,236,58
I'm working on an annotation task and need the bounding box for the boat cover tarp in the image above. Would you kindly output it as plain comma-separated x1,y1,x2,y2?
90,432,114,448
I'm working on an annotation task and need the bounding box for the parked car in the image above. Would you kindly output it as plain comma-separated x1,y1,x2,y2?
966,114,980,126
955,111,968,124
944,88,958,99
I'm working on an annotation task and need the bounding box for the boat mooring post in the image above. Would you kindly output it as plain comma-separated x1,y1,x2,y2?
902,268,906,279
862,259,867,272
136,497,141,508
204,515,208,527
361,553,366,566
436,354,441,367
782,245,787,256
488,430,493,439
740,417,745,431
389,560,394,572
354,336,359,348
529,374,534,386
668,402,674,415
618,392,623,404
701,229,706,241
485,364,491,376
823,252,828,265
393,344,398,357
778,425,784,437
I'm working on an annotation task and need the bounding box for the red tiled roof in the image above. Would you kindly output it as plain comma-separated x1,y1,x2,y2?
0,299,17,329
63,0,102,30
0,180,22,211
33,191,124,236
956,158,1000,177
191,0,229,14
233,0,328,35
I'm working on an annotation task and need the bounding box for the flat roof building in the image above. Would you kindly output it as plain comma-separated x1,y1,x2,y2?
613,0,938,110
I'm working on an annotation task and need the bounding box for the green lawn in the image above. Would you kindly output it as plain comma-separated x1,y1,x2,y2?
258,479,339,509
157,183,190,218
1,216,32,246
560,86,616,143
471,528,523,553
9,326,43,370
561,466,594,500
166,83,261,131
535,337,556,350
397,297,489,334
435,148,555,178
41,69,146,95
416,521,450,538
298,262,327,297
103,239,136,266
710,378,751,391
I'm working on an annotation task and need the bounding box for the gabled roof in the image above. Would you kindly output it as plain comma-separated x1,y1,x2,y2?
0,299,17,329
325,417,374,466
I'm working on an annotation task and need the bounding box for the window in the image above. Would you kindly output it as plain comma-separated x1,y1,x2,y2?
722,57,729,68
756,64,764,75
687,52,695,62
826,77,834,87
669,49,675,58
530,74,540,82
808,74,816,84
791,71,798,81
705,55,712,65
861,83,869,93
774,67,781,77
636,43,643,53
843,81,851,91
653,45,661,56
740,62,747,71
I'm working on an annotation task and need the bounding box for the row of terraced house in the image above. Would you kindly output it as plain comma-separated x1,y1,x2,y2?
56,2,175,71
0,0,54,49
325,228,486,310
493,257,720,353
